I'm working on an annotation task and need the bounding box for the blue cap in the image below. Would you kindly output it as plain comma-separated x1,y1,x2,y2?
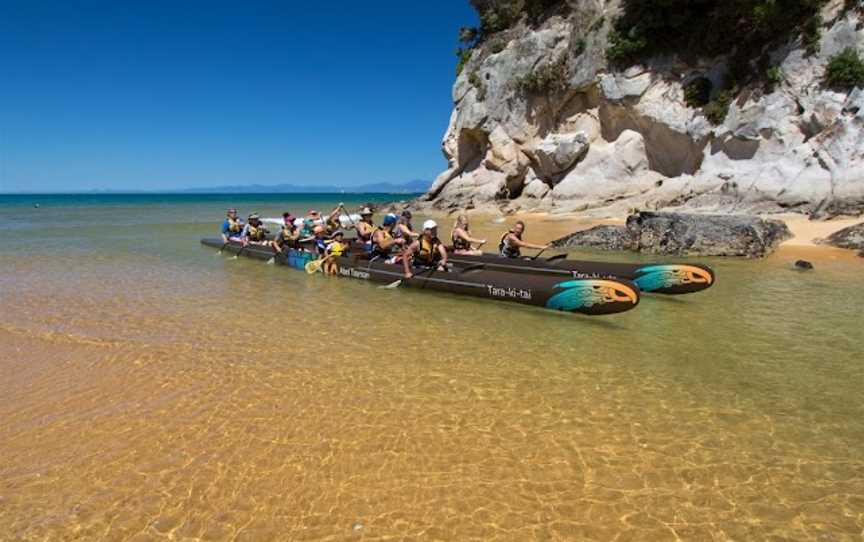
383,213,398,226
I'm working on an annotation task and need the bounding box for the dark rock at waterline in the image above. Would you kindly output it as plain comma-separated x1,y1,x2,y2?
628,213,793,257
550,225,636,252
794,260,814,270
552,212,793,258
816,221,864,252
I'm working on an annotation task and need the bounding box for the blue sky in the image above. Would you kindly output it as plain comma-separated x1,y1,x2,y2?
0,1,477,192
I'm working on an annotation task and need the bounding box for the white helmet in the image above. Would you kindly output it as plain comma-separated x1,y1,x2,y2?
423,219,438,230
293,218,304,228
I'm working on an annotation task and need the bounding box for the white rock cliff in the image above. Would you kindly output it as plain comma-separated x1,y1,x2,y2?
420,0,864,217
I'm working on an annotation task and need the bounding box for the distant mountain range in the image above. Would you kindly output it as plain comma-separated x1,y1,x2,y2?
178,179,430,194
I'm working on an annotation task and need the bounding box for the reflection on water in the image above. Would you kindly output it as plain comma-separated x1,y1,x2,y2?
1,195,862,540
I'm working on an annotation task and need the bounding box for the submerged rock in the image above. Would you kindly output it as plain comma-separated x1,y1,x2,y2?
817,221,864,251
552,212,792,258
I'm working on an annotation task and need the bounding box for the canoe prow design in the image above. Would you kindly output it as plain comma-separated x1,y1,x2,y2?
632,264,713,292
545,280,640,311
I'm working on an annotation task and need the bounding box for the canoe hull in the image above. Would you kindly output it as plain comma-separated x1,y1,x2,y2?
447,253,715,295
201,239,640,316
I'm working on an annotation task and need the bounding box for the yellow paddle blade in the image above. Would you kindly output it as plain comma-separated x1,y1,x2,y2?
305,259,324,274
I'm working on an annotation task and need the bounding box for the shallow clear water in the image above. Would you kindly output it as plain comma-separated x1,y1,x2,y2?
1,194,862,540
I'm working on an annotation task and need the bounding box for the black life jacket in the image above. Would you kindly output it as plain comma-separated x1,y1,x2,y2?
451,228,471,251
499,231,521,258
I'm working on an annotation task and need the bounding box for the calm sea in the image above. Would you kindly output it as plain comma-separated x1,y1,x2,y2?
1,193,862,540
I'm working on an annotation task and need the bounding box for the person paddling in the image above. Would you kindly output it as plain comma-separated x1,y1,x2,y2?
221,208,244,243
271,212,299,253
451,214,486,256
393,210,419,245
402,220,448,279
301,210,322,237
243,214,270,246
355,207,376,244
324,203,345,233
370,213,406,261
499,220,548,258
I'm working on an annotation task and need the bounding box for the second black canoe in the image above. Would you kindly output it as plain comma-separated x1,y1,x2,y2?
445,252,715,295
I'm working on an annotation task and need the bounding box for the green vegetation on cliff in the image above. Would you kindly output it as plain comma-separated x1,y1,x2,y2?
515,55,569,95
825,47,864,88
471,0,564,35
607,0,826,80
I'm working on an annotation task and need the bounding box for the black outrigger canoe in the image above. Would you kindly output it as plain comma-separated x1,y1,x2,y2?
445,253,715,295
201,238,640,316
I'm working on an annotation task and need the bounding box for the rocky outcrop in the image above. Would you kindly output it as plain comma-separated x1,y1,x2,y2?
420,1,864,218
817,221,864,253
550,224,636,251
552,212,793,257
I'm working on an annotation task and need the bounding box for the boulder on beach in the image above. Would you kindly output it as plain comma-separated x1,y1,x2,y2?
816,222,864,252
552,212,792,258
550,225,636,252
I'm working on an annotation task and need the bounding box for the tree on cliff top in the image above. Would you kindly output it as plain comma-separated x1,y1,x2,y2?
608,0,826,81
470,0,566,37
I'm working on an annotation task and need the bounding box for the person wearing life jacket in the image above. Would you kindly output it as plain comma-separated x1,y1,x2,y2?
451,214,486,256
370,213,406,261
326,230,347,257
242,213,270,245
323,230,346,275
324,203,345,233
311,225,329,256
402,220,448,279
292,217,307,240
301,210,321,237
271,212,299,253
499,220,548,258
221,208,245,243
354,207,376,244
393,210,418,245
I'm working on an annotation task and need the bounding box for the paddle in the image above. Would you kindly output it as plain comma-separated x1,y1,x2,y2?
340,203,356,228
378,280,402,289
546,253,567,263
304,254,334,274
531,247,549,260
231,244,248,260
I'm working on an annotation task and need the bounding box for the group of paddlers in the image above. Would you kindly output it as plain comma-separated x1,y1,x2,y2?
220,205,549,278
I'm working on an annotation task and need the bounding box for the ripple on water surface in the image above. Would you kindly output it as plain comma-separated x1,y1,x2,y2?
1,206,863,540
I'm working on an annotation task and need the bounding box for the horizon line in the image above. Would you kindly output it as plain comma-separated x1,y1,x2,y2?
0,190,425,196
